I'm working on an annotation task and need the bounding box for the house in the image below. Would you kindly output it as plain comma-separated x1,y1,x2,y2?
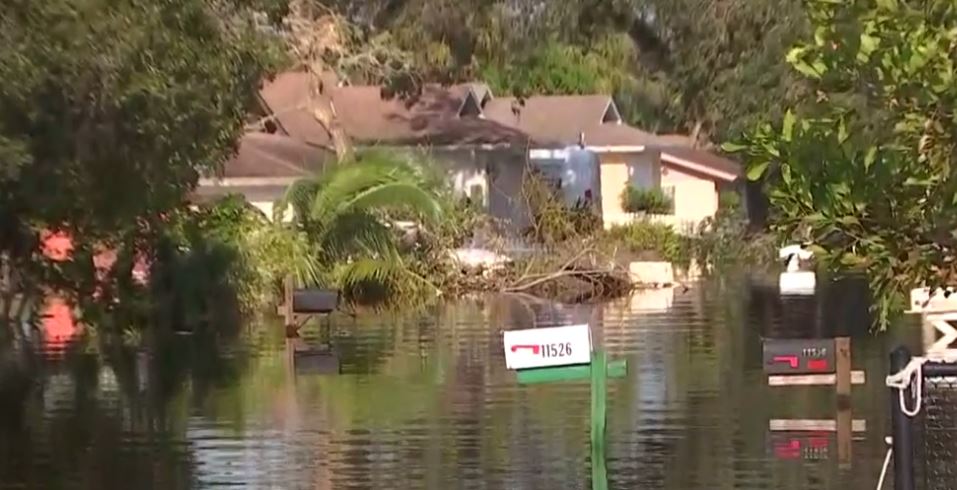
482,96,741,230
203,70,741,231
216,71,540,230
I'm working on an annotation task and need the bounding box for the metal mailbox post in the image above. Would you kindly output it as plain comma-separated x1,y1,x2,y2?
503,324,627,490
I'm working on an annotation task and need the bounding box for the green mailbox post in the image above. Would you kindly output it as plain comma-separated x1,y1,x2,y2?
504,325,627,490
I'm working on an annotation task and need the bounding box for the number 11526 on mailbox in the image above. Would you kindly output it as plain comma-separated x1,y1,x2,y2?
503,324,592,370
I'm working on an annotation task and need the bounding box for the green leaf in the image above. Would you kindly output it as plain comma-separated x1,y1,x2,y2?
864,146,878,171
841,253,867,267
781,163,793,185
805,212,826,223
814,26,828,47
782,109,796,142
838,215,861,226
859,33,878,60
787,46,823,79
876,0,899,12
721,141,748,152
837,117,849,143
807,244,828,257
904,177,934,186
793,60,823,79
747,160,771,181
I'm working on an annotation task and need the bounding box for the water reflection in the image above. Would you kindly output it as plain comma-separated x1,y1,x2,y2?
0,277,920,489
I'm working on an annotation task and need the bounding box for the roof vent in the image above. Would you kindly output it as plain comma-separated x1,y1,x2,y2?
602,100,622,124
458,91,484,118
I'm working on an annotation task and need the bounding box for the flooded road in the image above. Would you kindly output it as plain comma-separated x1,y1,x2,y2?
0,276,922,489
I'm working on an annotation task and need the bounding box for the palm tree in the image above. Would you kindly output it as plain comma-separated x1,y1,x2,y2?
275,150,447,302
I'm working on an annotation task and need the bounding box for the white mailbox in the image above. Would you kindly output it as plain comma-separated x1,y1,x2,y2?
503,324,592,370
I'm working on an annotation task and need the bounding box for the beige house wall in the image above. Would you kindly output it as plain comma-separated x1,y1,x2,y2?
598,150,660,228
660,163,719,225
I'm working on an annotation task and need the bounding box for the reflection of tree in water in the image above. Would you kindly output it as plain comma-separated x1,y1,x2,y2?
0,277,889,489
0,346,197,489
748,275,871,340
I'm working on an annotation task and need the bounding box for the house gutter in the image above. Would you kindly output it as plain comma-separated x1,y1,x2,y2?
585,145,647,153
198,177,301,187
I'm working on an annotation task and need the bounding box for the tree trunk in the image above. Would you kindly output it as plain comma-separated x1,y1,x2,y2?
0,255,15,343
690,120,704,148
308,69,353,161
286,0,354,161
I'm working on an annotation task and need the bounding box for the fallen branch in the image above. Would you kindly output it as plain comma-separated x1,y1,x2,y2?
508,246,593,287
505,268,630,293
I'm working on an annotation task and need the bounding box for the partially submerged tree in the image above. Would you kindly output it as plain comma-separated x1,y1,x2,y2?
731,0,957,328
0,0,283,335
276,150,446,303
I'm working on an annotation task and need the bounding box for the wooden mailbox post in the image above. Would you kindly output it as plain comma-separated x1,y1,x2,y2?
763,336,863,469
504,324,627,490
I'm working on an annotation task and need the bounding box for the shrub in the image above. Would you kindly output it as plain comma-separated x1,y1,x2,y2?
693,191,776,272
621,186,673,214
523,171,600,245
606,221,693,269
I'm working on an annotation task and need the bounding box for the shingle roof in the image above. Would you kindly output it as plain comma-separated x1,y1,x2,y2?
255,70,740,179
258,71,331,147
331,85,530,146
483,95,630,146
217,132,332,179
258,71,531,147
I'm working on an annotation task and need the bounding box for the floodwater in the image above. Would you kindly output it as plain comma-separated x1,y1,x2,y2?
0,275,924,489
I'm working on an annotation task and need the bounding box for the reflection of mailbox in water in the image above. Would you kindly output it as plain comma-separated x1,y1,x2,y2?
767,432,831,461
294,350,340,375
763,339,836,375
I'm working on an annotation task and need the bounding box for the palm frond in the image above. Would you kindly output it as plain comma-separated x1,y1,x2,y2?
337,257,406,288
316,211,398,260
276,178,321,224
340,182,445,224
309,153,428,222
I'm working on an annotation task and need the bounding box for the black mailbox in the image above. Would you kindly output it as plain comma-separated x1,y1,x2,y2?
763,338,836,375
292,289,339,314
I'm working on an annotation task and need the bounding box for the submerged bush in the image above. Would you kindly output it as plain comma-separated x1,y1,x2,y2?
606,220,693,269
523,171,601,245
694,191,776,272
608,191,775,274
621,186,673,214
152,195,319,330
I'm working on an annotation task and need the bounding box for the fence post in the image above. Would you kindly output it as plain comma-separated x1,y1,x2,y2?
890,346,916,490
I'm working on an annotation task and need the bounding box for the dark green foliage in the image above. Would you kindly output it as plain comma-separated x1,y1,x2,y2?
621,186,673,214
607,221,693,268
151,195,318,332
278,150,447,306
0,0,284,333
693,192,776,272
609,192,774,273
731,0,957,329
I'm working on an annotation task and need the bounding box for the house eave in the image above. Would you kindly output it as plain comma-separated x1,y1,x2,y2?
585,145,646,153
661,151,739,182
198,176,301,187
